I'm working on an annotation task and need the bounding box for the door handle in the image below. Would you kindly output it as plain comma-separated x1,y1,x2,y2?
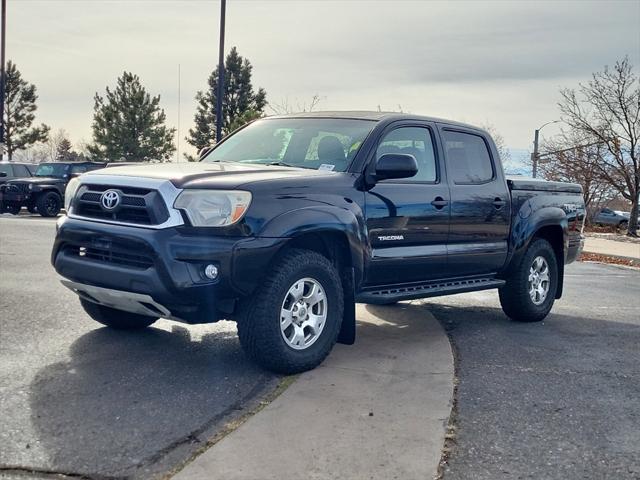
493,197,506,209
431,197,448,209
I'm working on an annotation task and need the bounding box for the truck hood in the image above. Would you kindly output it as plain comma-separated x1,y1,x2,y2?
87,162,339,189
7,176,64,185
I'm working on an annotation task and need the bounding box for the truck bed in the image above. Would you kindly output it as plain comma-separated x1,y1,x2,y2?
507,176,582,194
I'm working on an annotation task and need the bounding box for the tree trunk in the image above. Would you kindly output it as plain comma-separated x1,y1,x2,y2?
628,194,639,237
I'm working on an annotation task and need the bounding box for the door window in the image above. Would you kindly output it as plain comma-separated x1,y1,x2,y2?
70,165,88,174
0,164,13,177
443,130,495,184
376,127,437,182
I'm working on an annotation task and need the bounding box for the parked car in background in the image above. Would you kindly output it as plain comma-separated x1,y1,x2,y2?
1,162,37,213
593,208,639,230
0,161,106,216
0,162,36,184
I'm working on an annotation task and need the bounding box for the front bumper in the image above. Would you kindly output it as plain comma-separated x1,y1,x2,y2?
52,216,286,323
1,191,31,204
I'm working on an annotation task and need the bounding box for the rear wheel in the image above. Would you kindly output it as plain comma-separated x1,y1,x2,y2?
618,220,629,232
499,238,558,322
80,299,158,330
36,191,62,217
237,249,344,374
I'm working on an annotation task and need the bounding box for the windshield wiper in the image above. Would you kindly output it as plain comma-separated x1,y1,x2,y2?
266,161,296,167
266,161,318,170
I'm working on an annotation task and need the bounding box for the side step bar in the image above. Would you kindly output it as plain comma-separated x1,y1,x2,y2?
356,277,506,305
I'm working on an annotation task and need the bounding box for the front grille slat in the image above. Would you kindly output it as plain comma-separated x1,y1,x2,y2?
66,245,154,269
75,184,168,226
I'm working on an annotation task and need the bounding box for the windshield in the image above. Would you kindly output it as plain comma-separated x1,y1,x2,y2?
202,118,376,172
35,163,69,178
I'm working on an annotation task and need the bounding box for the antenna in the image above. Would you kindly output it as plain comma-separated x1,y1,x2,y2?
177,63,181,162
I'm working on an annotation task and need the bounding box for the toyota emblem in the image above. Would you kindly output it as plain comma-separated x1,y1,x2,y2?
100,190,121,210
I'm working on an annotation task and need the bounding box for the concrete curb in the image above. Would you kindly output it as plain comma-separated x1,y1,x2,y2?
173,302,454,480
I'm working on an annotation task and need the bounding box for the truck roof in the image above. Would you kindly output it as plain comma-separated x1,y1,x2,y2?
268,110,484,131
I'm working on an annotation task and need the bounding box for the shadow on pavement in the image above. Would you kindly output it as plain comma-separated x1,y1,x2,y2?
29,324,278,479
429,301,640,480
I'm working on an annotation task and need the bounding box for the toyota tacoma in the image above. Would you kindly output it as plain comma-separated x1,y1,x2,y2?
51,112,585,373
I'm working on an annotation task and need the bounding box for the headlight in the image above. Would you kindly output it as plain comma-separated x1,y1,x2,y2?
28,183,34,191
64,177,81,212
174,190,252,227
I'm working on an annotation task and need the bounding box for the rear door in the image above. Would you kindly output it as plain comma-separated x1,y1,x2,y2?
364,122,450,285
440,127,510,276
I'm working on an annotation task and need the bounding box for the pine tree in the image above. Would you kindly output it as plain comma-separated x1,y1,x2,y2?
89,72,175,162
3,61,50,159
56,138,73,161
186,47,267,160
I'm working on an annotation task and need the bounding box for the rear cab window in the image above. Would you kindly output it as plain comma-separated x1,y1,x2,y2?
443,130,495,184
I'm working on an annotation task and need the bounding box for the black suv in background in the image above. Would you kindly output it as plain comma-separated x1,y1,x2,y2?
1,161,105,216
0,162,36,184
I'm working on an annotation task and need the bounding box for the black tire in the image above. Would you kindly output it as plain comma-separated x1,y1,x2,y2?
619,220,629,232
4,204,21,215
36,191,62,217
80,298,158,330
237,248,344,374
499,238,558,323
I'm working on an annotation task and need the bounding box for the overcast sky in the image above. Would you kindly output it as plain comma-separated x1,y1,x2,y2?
8,0,640,160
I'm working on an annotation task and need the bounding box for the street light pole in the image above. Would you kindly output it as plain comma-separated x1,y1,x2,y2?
0,0,6,160
531,120,560,178
215,0,226,144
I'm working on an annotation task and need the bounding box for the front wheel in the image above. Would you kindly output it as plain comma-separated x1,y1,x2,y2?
499,238,558,322
80,299,158,329
237,249,344,374
36,191,62,217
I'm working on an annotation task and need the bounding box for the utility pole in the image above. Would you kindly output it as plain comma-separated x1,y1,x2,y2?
0,0,6,161
215,0,226,143
531,120,560,178
532,129,540,178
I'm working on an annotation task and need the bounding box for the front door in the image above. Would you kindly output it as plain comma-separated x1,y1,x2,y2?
364,124,450,285
440,127,510,276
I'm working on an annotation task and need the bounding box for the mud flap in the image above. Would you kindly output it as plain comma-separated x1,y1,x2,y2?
337,267,356,345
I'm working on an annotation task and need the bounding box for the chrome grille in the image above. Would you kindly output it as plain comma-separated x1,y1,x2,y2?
73,184,169,225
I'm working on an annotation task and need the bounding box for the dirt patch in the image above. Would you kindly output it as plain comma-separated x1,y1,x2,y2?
579,252,640,268
584,232,640,244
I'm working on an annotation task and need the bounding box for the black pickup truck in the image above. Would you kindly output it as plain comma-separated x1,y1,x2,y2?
52,112,585,373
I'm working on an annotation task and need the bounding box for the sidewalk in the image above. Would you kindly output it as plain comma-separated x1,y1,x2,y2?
174,302,454,480
583,237,640,260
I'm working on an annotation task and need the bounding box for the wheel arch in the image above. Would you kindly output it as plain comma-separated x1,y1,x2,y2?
532,224,565,299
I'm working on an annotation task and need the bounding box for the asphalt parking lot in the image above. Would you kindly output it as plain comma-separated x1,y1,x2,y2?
1,213,639,479
0,215,280,479
433,263,640,480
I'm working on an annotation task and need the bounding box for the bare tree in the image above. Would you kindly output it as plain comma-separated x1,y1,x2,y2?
481,123,511,162
558,57,639,236
539,130,616,222
268,94,324,115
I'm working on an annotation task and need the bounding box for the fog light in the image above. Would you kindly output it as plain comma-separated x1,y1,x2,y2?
204,264,219,280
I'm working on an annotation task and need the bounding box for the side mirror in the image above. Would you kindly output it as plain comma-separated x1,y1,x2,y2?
198,146,215,160
0,172,7,177
374,153,418,181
